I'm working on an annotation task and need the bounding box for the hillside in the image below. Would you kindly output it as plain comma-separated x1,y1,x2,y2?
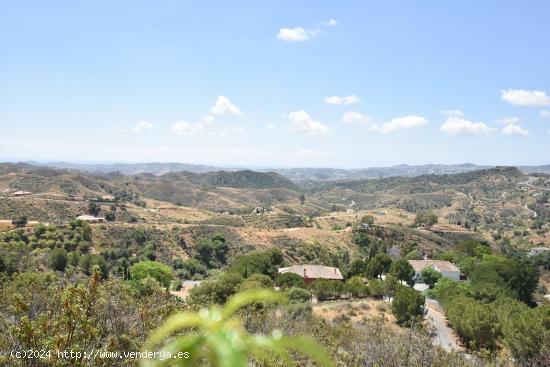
26,161,550,182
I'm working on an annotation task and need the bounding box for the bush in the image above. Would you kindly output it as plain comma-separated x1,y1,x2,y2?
344,276,369,298
276,272,305,290
229,248,284,278
413,211,438,227
239,274,274,292
130,261,173,288
285,287,311,303
188,272,243,306
310,279,343,301
104,211,116,222
391,285,425,326
50,248,68,272
172,279,183,291
11,216,28,227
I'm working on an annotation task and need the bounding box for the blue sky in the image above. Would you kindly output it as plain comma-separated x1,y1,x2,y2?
1,0,549,168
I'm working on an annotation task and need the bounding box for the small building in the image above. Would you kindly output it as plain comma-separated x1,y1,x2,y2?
278,264,343,284
101,194,115,201
76,215,105,223
408,260,460,282
11,190,32,197
528,247,550,257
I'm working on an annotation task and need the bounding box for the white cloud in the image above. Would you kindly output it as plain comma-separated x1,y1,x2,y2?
171,121,205,137
501,89,550,106
496,116,520,125
325,19,338,27
266,123,276,129
341,111,372,125
441,117,497,135
288,110,332,136
373,115,428,133
325,95,359,105
171,115,226,137
502,124,530,136
209,96,242,115
277,27,319,41
540,110,550,119
132,120,154,133
441,109,464,117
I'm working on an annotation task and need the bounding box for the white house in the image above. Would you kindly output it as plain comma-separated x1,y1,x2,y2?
76,215,105,223
408,260,460,282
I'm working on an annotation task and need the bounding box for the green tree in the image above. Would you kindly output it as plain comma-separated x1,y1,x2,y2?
188,272,243,306
11,216,28,227
87,202,101,216
196,235,230,268
104,211,116,221
421,267,442,288
130,261,173,288
413,211,438,227
275,272,305,290
50,248,68,271
347,259,367,277
391,285,425,326
344,276,368,298
310,279,343,301
360,215,375,225
366,253,392,279
390,259,415,284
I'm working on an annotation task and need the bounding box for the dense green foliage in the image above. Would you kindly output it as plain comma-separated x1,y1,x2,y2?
413,211,438,227
275,272,305,290
421,267,442,288
130,260,173,288
390,259,415,284
431,252,549,362
0,272,181,367
392,285,425,326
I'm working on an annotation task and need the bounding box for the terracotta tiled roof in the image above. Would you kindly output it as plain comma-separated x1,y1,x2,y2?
278,264,343,280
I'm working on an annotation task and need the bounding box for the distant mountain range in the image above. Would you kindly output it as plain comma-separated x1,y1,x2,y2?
23,161,550,182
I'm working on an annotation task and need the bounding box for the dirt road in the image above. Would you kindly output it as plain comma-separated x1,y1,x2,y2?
425,299,463,352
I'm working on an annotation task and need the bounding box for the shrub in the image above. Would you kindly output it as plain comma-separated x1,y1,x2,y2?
50,248,68,272
285,287,311,303
391,285,425,326
310,279,343,301
130,261,173,288
344,276,369,298
276,272,305,290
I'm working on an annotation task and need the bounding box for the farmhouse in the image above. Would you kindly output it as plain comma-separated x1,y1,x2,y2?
76,215,105,223
278,264,343,284
408,260,460,282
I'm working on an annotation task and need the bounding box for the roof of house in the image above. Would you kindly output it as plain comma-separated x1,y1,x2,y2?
12,190,32,195
408,260,460,273
278,264,343,280
76,215,105,221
